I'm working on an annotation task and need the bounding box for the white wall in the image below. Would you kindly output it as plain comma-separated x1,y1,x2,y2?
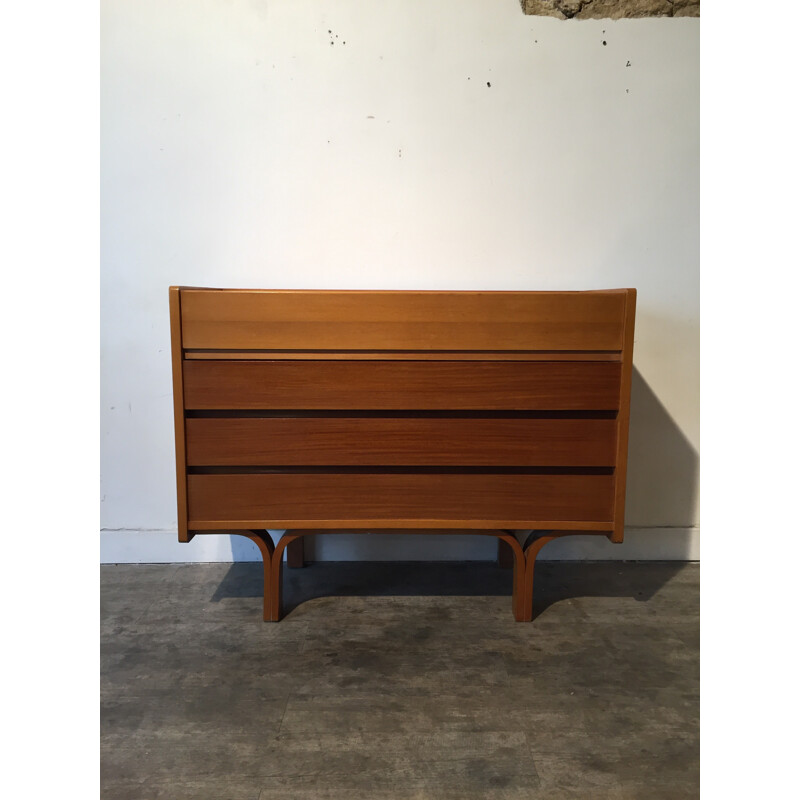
100,0,699,562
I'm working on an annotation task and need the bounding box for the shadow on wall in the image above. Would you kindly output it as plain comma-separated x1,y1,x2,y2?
625,366,699,534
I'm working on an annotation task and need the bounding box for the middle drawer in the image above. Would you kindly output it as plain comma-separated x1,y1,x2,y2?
185,415,617,467
182,360,623,411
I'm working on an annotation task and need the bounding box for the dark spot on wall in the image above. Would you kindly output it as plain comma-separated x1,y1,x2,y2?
487,81,491,87
627,60,631,66
603,40,607,46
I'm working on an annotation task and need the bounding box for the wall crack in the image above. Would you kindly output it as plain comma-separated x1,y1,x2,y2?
522,0,700,18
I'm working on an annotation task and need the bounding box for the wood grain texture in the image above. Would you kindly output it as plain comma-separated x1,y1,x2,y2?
498,538,515,569
180,289,628,351
187,518,615,531
169,287,191,543
170,287,636,621
611,288,637,542
183,350,623,362
185,416,618,467
186,472,615,525
182,360,623,411
241,530,275,619
286,536,305,568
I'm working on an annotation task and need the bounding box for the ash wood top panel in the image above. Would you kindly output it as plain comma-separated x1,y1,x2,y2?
185,416,618,467
187,472,615,524
182,360,623,410
179,289,629,352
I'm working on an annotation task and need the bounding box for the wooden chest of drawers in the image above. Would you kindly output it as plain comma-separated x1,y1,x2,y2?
170,287,636,621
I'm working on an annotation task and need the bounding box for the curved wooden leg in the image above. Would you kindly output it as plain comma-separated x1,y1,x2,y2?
497,538,514,569
287,536,305,568
232,530,275,621
521,534,558,622
523,531,598,621
269,532,305,622
495,532,527,622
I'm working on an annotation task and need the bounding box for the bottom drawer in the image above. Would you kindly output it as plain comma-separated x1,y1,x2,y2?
187,471,614,527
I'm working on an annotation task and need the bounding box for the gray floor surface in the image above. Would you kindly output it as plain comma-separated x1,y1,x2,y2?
101,560,699,799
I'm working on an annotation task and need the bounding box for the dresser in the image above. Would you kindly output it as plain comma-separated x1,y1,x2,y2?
169,287,636,621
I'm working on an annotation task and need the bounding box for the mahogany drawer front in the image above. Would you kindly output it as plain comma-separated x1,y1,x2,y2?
182,360,622,411
186,472,615,525
185,416,618,467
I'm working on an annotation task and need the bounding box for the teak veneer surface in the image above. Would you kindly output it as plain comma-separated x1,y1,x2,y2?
184,416,618,467
187,472,615,524
182,360,623,410
184,350,622,361
180,289,628,351
169,287,637,621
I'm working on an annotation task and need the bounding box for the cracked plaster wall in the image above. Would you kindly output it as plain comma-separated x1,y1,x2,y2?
523,0,699,18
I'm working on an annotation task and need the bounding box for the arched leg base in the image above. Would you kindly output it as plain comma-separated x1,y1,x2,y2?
267,529,529,623
268,533,305,621
286,536,305,567
520,532,609,622
203,529,613,623
494,532,527,621
231,530,275,621
497,538,515,569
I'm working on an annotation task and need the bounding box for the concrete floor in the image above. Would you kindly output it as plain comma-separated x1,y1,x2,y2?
101,560,699,800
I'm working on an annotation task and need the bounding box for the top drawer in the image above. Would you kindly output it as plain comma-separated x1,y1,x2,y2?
180,289,628,351
182,360,622,410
